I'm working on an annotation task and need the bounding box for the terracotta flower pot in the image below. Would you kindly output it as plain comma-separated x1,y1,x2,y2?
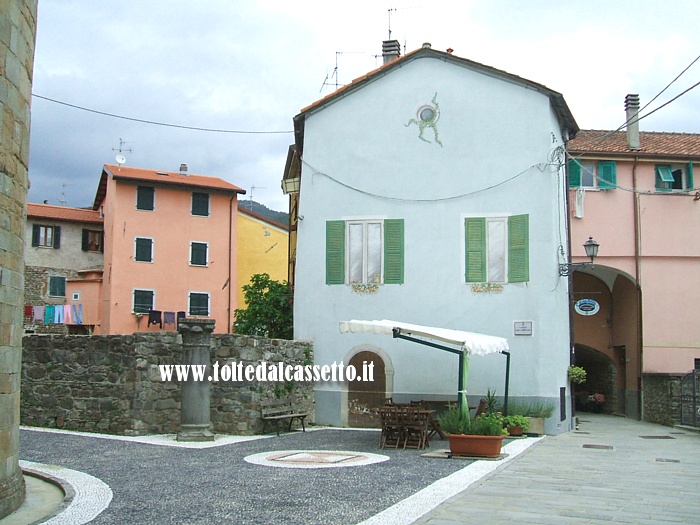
507,425,523,436
446,434,505,458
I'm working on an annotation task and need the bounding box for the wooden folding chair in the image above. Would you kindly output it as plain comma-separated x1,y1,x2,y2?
379,406,402,449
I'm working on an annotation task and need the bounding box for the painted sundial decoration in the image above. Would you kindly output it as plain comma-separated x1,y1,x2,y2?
405,92,442,146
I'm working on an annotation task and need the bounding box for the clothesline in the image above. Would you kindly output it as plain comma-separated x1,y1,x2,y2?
24,304,84,325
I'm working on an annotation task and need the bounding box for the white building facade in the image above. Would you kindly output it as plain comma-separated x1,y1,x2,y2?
288,43,579,433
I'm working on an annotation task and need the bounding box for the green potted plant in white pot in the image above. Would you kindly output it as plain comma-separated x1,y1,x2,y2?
437,407,508,457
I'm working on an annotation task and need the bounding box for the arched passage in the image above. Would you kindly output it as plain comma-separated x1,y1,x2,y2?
572,268,641,418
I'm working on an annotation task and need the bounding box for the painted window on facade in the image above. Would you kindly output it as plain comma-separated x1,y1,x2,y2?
465,214,529,283
325,219,404,285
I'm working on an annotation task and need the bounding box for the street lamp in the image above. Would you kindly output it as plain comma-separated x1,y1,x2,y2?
281,177,301,195
559,236,600,276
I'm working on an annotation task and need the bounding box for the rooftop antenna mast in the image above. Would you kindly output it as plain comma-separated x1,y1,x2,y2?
248,185,267,210
112,138,133,166
58,183,73,206
319,51,366,93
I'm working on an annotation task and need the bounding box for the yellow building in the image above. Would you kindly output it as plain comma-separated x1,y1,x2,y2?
236,204,289,308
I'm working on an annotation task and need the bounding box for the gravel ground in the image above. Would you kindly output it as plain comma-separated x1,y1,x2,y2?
20,428,477,525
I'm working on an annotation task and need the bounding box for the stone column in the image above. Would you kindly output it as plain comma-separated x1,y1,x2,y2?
0,0,37,518
177,318,215,441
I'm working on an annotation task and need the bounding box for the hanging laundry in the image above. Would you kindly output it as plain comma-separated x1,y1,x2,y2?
44,305,54,324
63,304,72,324
24,305,33,318
176,311,186,330
163,311,176,325
148,310,163,329
72,304,83,325
54,305,64,324
33,306,44,322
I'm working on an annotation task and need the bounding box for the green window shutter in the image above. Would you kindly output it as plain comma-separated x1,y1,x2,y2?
133,290,154,313
52,226,61,249
137,186,155,210
49,276,66,297
383,219,404,284
656,165,673,192
508,214,529,283
568,159,581,188
189,292,209,316
190,242,207,265
32,224,40,247
598,161,617,190
192,192,210,216
465,218,486,283
326,221,345,285
135,238,153,262
687,162,694,189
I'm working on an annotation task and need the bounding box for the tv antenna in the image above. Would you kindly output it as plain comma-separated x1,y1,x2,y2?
387,5,423,41
113,138,133,166
58,183,73,206
319,51,366,93
247,185,267,209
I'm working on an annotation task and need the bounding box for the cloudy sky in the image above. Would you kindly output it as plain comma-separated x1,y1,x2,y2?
28,0,700,212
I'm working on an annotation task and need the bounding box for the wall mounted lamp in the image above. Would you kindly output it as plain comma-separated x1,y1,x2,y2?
559,236,599,276
281,177,301,195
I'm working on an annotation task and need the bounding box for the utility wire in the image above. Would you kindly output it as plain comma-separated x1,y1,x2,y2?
31,93,293,134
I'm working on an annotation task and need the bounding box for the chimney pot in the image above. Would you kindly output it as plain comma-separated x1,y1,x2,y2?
625,94,641,151
382,40,401,64
179,163,188,175
422,42,432,49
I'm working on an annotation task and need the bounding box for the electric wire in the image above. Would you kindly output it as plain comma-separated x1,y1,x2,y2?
31,93,293,134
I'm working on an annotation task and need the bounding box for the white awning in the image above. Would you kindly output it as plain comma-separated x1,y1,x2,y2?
339,319,508,356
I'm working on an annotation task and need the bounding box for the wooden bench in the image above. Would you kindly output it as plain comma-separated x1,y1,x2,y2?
260,398,310,435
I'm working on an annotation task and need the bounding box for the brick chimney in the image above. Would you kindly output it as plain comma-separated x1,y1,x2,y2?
625,94,641,150
382,40,401,64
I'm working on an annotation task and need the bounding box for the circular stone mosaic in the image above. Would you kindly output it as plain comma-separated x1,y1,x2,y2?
244,450,390,469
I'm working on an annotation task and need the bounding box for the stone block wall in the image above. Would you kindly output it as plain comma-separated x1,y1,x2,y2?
642,373,682,427
21,332,314,436
0,0,37,517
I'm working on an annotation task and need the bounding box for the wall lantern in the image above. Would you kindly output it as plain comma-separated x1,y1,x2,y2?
559,236,600,276
281,177,301,195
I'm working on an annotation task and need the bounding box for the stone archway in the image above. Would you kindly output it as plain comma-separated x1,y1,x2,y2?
573,344,617,414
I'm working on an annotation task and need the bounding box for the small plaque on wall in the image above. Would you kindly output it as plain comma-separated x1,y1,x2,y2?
513,320,533,336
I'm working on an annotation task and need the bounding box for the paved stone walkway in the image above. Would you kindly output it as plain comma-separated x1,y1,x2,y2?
413,415,700,524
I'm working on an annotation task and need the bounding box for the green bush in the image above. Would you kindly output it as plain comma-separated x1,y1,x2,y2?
507,399,555,418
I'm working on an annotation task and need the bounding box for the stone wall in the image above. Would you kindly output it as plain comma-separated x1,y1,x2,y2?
21,332,314,436
642,373,682,427
0,0,37,517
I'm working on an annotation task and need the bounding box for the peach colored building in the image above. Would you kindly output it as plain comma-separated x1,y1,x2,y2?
567,95,700,426
236,204,289,308
82,164,245,334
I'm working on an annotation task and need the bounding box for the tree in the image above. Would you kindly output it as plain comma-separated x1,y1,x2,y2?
233,273,293,339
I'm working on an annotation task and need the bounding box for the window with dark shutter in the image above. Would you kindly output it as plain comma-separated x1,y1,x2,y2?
136,186,155,210
190,242,208,266
48,276,66,297
189,292,209,316
133,289,154,313
135,237,153,262
192,192,210,216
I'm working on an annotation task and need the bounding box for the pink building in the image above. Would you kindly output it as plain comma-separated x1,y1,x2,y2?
567,95,700,426
80,164,245,334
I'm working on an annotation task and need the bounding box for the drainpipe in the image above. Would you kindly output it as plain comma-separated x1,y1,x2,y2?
632,156,644,420
227,196,234,333
564,134,576,427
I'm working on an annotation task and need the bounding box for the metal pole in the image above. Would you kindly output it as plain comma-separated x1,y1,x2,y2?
502,351,511,416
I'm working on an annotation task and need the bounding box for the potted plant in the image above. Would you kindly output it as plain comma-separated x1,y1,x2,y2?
587,393,605,413
437,407,507,458
506,399,555,436
568,365,587,385
502,414,531,436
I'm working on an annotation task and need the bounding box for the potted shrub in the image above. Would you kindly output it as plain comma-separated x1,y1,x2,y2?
568,365,587,385
506,399,555,436
437,407,507,458
502,414,531,436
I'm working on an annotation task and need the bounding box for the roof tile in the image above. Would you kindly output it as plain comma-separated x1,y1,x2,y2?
568,130,700,158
